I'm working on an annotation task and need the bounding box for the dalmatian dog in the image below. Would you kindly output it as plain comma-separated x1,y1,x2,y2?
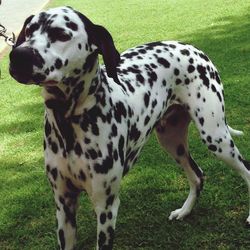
9,6,250,250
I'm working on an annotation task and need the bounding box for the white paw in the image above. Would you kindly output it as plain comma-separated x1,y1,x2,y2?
168,208,190,221
246,215,250,228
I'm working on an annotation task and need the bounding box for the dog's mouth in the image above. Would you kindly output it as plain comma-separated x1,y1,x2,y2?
9,67,58,86
38,80,58,86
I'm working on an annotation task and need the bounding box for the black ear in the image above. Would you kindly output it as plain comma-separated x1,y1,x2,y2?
75,11,120,84
14,15,34,48
92,25,120,84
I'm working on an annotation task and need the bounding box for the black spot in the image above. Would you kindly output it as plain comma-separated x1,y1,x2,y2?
66,178,79,193
74,143,82,156
211,84,216,92
51,142,58,153
198,52,209,62
169,44,176,49
215,71,221,84
138,49,147,54
118,135,125,165
177,144,185,156
157,57,170,68
144,93,150,107
180,49,190,56
51,168,58,181
83,52,98,73
152,99,157,108
94,155,113,174
144,115,150,125
197,65,209,88
98,231,106,247
100,213,107,224
187,65,195,73
174,68,180,75
84,138,91,144
175,78,182,85
88,149,98,160
66,21,78,31
122,51,139,59
111,124,118,137
129,124,141,141
207,136,212,143
59,229,65,250
55,58,63,69
189,58,194,64
45,119,51,137
64,15,70,21
73,68,81,75
106,195,115,208
108,212,113,219
47,27,72,43
147,71,158,87
114,101,127,123
26,23,40,37
208,144,217,152
106,186,111,195
126,81,135,92
79,170,86,181
217,92,222,102
188,154,204,196
136,74,145,84
230,140,234,148
185,78,190,85
242,160,250,170
199,117,204,126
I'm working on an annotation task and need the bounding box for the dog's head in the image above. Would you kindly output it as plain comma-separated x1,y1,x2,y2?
9,6,120,86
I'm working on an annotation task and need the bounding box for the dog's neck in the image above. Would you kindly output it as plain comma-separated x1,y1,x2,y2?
42,53,102,119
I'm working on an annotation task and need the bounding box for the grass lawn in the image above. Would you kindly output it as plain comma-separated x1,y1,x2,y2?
1,0,250,249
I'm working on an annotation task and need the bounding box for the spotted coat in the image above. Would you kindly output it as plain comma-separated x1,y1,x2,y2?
9,6,250,250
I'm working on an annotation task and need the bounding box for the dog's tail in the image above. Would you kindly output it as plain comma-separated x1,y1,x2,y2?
228,125,244,136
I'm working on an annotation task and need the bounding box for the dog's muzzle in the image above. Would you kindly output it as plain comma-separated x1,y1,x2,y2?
9,47,45,84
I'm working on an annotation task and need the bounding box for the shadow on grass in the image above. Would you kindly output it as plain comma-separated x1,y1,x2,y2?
0,102,43,135
1,9,250,250
180,12,250,114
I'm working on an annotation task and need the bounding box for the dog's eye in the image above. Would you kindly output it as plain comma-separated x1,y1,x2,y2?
47,27,72,42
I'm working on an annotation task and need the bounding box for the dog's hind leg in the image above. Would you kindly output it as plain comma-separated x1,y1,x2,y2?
156,104,204,220
188,98,250,225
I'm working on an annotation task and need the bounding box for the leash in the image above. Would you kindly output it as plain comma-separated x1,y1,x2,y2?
0,24,15,46
0,0,16,77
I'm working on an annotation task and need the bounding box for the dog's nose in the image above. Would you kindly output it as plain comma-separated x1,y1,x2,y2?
9,47,44,84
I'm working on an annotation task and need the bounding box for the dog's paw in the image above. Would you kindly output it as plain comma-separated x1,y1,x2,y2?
168,208,190,221
245,216,250,228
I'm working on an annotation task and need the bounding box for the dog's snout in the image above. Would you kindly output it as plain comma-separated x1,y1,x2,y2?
9,47,45,84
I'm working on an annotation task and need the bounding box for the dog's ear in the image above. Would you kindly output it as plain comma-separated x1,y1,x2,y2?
92,25,120,84
76,11,120,84
14,15,34,48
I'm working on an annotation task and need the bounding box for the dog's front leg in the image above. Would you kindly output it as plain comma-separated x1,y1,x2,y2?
55,187,80,250
47,165,80,250
92,187,121,250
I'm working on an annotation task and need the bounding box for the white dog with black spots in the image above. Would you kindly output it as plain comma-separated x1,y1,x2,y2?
9,6,250,250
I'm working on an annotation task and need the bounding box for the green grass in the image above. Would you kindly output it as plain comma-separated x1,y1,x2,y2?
1,0,250,249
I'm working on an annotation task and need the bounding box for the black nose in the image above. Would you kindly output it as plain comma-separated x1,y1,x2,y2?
9,47,44,84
